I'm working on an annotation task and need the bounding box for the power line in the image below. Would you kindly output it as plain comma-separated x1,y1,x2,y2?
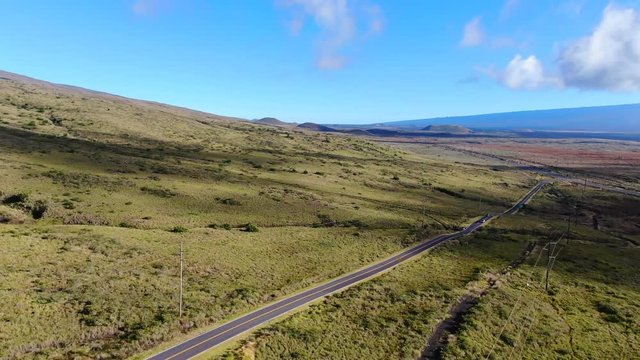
545,237,561,292
510,234,565,360
484,240,548,360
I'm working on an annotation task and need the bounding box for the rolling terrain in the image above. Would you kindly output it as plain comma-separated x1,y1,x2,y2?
217,184,640,360
1,70,638,360
0,71,532,359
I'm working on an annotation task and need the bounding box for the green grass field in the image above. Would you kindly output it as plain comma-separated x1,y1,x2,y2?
3,72,637,360
0,73,535,359
213,185,640,360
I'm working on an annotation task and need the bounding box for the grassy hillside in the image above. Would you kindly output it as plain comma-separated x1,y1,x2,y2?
0,72,533,359
214,185,640,360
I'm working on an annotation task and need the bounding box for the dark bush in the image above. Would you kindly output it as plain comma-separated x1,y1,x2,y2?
341,219,366,228
313,214,335,228
242,223,259,232
434,187,465,198
220,198,240,206
2,193,28,205
30,200,48,219
169,226,188,233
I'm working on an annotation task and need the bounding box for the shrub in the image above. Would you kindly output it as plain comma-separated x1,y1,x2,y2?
313,214,335,228
62,199,75,209
220,198,240,206
434,187,464,198
222,223,232,230
169,226,188,233
341,219,366,228
30,200,49,219
242,223,259,232
2,193,28,205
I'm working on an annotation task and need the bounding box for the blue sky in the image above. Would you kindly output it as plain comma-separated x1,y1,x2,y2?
1,0,639,124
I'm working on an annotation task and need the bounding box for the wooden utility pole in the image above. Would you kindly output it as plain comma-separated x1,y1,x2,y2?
179,240,184,318
566,213,571,243
545,240,551,291
545,237,560,291
544,236,562,291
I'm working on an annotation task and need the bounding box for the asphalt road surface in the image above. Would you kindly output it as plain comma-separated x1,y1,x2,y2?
147,181,548,360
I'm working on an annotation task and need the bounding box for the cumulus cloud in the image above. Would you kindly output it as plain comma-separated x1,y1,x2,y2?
558,5,640,91
500,55,561,89
281,0,383,70
490,5,640,92
461,17,485,47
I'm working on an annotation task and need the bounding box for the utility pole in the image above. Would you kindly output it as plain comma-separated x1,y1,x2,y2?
545,239,551,291
179,240,184,318
566,211,571,244
545,237,560,291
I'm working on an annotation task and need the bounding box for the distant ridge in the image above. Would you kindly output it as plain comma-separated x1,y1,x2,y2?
381,103,640,132
422,124,471,134
254,117,296,127
297,122,336,132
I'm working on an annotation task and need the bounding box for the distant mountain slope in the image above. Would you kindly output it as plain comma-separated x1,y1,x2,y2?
383,104,640,132
254,117,296,127
297,122,336,132
422,124,471,134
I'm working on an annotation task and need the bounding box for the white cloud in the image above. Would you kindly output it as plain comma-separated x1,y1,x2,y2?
558,5,640,91
461,17,484,47
282,0,382,70
489,5,640,92
502,55,560,89
501,0,521,19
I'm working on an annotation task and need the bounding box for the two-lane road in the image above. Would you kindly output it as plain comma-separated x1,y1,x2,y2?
147,181,549,360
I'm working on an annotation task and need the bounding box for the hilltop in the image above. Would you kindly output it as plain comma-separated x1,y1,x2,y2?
253,117,296,128
297,122,336,132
